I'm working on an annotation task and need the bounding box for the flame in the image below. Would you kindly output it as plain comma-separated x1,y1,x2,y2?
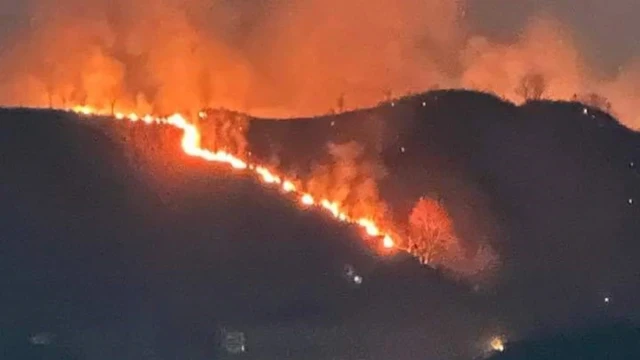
69,106,402,253
72,105,95,115
301,194,315,206
383,235,395,249
490,336,505,352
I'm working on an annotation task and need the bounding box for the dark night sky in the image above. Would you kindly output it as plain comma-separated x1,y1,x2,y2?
466,0,640,69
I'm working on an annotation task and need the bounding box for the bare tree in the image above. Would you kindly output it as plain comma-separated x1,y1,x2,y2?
337,93,345,113
408,197,460,266
42,73,55,109
579,92,612,113
515,73,546,102
199,66,212,110
383,89,392,102
40,58,56,108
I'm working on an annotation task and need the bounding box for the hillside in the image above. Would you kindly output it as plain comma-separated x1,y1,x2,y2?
486,323,640,360
248,90,640,319
1,89,639,359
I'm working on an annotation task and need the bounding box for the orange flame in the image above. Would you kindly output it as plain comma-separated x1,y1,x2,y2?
69,106,401,253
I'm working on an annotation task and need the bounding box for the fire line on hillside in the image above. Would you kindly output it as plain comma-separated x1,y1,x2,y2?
70,105,400,255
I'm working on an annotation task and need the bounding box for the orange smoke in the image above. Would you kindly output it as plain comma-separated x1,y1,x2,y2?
460,17,586,101
0,0,638,127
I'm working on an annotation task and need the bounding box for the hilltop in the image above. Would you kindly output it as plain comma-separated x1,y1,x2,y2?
248,90,639,308
1,89,639,359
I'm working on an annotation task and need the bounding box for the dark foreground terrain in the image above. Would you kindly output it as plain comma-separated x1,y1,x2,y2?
487,323,640,360
1,90,639,359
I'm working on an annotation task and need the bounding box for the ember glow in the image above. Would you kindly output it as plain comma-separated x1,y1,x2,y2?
68,106,402,253
490,336,506,352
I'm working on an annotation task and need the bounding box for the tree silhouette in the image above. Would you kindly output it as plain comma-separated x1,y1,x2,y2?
337,93,345,113
579,92,612,113
516,73,546,101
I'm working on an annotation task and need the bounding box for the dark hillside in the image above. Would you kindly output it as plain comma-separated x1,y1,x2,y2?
1,89,639,359
0,108,483,359
246,90,640,327
486,323,640,360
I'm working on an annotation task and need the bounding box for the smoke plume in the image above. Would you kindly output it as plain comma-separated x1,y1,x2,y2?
307,141,389,222
0,0,637,127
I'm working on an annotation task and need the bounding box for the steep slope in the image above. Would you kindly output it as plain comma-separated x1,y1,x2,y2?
1,89,639,359
246,89,640,328
0,108,479,359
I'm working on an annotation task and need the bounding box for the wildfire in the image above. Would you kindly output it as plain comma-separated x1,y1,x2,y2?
69,106,399,253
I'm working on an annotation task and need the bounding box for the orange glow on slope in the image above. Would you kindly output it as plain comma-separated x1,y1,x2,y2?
69,106,402,253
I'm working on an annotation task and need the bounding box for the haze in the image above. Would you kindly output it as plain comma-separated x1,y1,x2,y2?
0,0,638,126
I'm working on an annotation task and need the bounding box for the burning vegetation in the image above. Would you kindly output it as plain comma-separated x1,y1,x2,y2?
70,106,398,254
67,102,503,282
408,196,499,279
